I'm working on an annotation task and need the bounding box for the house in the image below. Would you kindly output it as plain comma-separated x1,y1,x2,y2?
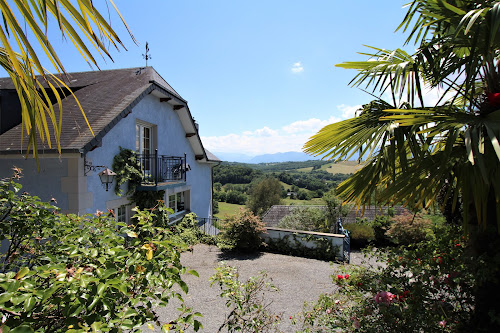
0,67,220,223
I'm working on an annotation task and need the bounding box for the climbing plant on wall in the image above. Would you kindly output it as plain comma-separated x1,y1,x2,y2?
112,147,166,211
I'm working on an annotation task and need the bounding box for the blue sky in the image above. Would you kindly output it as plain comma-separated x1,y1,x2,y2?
8,0,411,156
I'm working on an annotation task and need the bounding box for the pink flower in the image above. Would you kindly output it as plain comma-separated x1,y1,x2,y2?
373,291,396,305
326,309,331,314
438,320,446,328
352,316,361,329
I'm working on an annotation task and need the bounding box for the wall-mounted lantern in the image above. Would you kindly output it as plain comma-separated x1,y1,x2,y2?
84,157,116,192
98,168,117,192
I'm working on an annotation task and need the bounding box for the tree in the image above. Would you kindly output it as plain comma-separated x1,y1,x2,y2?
304,1,500,330
323,189,350,233
246,177,282,216
1,0,134,159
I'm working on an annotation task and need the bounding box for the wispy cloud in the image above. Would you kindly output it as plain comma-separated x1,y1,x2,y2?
282,116,341,134
291,62,304,73
337,104,361,118
201,105,356,155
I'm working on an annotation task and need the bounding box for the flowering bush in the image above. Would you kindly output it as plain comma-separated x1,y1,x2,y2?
0,171,202,332
294,223,475,332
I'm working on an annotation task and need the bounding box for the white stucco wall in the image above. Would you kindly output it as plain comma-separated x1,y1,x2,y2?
84,94,214,219
262,227,346,260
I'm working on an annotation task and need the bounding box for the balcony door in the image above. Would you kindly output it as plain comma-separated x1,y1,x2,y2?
136,120,157,176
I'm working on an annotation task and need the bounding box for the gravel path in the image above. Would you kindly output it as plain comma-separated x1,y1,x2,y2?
152,244,377,332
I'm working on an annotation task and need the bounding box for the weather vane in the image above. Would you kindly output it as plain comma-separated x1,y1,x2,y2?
142,42,152,67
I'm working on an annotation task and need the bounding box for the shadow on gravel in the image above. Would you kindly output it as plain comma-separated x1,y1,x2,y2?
217,250,264,261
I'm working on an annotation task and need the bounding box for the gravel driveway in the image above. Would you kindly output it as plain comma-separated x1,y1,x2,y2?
152,244,375,332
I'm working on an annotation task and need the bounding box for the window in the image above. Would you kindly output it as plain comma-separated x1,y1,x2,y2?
136,120,157,173
167,190,189,216
114,204,130,223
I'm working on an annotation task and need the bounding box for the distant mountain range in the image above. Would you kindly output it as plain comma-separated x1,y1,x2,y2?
213,151,322,164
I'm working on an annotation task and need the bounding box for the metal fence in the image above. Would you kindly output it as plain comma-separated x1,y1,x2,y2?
137,150,187,185
338,218,351,263
197,217,222,236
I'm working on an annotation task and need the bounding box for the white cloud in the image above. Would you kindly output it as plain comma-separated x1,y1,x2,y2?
201,114,345,155
283,116,341,134
291,62,304,73
201,104,374,156
337,104,362,118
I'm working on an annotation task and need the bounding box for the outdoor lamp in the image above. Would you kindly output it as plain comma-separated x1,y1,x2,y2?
98,168,117,191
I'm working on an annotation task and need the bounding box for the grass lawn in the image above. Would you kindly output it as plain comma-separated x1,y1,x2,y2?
215,202,244,219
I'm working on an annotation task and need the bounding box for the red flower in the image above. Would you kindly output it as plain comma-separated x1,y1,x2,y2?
488,92,500,106
337,274,344,280
344,274,350,279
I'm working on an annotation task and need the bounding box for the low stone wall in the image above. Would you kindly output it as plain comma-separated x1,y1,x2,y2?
262,227,346,261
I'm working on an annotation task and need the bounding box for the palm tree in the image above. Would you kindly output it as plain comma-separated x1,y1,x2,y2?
304,1,500,330
1,0,134,160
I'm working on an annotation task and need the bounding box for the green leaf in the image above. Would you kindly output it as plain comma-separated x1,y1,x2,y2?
187,269,199,278
0,292,13,303
96,283,107,297
15,267,29,280
11,325,35,333
23,296,37,312
11,293,30,306
101,268,118,279
178,280,189,294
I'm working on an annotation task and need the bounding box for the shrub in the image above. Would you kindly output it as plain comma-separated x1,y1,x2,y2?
210,263,282,333
294,225,475,332
344,222,374,248
215,191,227,202
225,190,247,205
370,215,393,246
0,171,201,332
386,211,434,245
169,213,216,246
278,206,327,232
217,208,266,253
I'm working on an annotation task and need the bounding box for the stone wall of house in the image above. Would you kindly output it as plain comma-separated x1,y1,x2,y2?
0,155,71,213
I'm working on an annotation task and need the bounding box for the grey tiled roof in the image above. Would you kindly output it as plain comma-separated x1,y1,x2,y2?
0,67,199,155
205,149,221,162
262,205,409,227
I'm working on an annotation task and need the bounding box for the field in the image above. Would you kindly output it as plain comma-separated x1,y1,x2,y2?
215,202,243,219
297,160,363,174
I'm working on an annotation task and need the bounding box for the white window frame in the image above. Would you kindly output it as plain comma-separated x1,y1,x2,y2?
136,120,157,154
167,190,189,217
136,120,157,175
113,204,131,223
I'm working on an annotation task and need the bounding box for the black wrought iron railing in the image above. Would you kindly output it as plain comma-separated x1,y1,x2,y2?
197,217,223,236
137,150,187,185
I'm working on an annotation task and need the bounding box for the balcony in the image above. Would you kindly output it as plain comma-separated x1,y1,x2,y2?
137,150,188,189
